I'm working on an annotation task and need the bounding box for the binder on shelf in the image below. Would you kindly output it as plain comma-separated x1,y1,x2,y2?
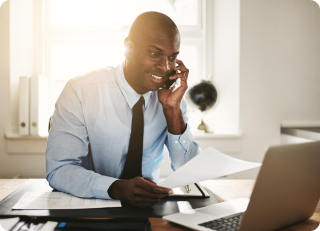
19,76,29,135
30,75,49,136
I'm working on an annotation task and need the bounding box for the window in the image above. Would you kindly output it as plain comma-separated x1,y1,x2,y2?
42,0,206,120
7,0,239,138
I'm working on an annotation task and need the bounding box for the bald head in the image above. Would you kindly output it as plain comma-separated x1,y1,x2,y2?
123,12,180,94
128,11,179,44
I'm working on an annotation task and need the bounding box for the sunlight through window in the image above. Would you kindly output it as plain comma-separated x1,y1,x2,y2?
49,0,198,26
45,0,203,116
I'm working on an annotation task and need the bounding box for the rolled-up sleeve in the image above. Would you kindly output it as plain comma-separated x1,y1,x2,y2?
165,98,201,171
46,80,117,200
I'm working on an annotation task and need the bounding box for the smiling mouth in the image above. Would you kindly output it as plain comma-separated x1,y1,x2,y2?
148,73,164,80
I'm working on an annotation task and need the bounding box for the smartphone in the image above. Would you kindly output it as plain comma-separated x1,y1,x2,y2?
165,70,177,89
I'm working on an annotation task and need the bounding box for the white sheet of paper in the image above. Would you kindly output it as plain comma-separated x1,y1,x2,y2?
158,147,261,188
0,217,19,231
12,192,121,210
40,221,58,231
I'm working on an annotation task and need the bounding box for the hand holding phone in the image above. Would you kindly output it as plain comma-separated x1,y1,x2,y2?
158,59,189,97
158,59,189,134
165,70,177,89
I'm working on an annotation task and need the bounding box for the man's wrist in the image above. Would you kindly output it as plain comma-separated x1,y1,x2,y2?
164,107,187,135
108,180,124,200
164,102,180,110
163,103,180,117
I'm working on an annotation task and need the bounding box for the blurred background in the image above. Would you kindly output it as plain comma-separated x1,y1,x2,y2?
0,0,319,179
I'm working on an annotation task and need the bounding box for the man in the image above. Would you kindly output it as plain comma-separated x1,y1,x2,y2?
46,11,200,208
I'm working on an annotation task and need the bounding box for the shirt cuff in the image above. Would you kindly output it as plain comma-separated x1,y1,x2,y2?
92,176,119,200
167,124,195,151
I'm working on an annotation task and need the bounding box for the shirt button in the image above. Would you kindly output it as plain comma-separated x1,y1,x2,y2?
175,141,178,144
183,140,186,143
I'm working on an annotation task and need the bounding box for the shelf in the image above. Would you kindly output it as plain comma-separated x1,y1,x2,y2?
5,132,48,140
4,129,48,154
281,121,320,141
194,132,243,140
4,129,243,154
281,127,320,141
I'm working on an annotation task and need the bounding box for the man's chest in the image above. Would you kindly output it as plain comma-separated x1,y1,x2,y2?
81,90,168,150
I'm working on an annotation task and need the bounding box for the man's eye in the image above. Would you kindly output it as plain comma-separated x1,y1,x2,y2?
169,56,177,61
151,52,159,57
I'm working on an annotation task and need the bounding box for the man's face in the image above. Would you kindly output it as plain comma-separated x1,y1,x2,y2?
126,23,180,94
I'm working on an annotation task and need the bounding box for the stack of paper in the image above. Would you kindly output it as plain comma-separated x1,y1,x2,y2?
13,192,121,210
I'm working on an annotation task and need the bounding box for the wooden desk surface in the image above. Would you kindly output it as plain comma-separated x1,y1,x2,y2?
0,179,319,231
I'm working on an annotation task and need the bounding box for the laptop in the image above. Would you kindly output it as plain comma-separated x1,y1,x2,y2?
163,141,320,231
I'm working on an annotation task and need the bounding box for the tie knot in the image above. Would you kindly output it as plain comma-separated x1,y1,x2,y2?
135,96,145,108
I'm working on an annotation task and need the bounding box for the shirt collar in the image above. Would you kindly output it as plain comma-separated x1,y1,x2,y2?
116,62,152,109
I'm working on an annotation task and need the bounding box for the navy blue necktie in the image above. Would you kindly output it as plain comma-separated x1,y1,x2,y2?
120,96,145,179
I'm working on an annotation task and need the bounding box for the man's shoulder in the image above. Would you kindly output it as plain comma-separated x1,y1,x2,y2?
70,65,118,87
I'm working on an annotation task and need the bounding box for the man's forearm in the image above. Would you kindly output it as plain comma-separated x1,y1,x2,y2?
163,105,186,135
47,164,117,199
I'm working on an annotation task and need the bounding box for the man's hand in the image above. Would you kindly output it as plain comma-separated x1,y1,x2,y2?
158,59,188,135
108,177,173,208
158,59,189,108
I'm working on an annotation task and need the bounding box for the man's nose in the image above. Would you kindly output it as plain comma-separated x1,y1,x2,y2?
156,57,170,73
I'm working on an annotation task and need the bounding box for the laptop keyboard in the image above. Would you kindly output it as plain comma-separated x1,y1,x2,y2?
198,212,244,231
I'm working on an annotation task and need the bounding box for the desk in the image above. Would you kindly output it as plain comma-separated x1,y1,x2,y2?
1,179,319,231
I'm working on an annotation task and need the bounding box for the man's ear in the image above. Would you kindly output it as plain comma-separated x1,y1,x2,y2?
124,37,135,60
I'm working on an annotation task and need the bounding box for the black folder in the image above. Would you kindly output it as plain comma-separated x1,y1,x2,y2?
0,179,219,218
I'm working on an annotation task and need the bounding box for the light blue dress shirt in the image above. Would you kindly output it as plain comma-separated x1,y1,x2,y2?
46,63,200,200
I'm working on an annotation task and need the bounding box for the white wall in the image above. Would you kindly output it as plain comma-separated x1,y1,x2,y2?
9,0,35,128
0,1,11,177
207,0,240,134
0,1,46,178
232,0,320,178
